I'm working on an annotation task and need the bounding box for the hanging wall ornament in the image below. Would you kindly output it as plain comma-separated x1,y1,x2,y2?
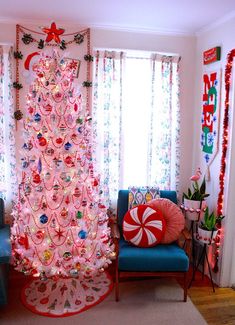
201,68,221,180
14,109,23,120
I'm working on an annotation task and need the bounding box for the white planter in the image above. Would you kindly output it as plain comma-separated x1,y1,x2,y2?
183,199,207,221
197,227,218,245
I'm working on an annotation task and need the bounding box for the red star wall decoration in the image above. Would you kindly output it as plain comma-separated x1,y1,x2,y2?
42,22,65,44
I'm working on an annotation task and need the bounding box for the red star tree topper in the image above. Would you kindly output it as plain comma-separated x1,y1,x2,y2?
42,22,65,43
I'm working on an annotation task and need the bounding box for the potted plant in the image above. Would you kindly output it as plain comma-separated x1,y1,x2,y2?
182,168,210,221
197,207,225,245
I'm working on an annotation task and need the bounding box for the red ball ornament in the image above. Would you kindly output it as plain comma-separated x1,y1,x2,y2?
33,173,41,184
28,107,34,114
18,235,29,249
52,194,57,202
45,104,52,112
38,137,47,146
73,187,81,197
93,179,99,186
55,137,63,144
36,230,44,240
65,156,73,165
60,207,68,218
71,133,77,140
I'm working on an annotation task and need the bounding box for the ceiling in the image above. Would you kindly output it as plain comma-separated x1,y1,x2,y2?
0,0,235,35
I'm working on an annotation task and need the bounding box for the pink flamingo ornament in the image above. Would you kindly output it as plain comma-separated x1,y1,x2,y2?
190,168,202,182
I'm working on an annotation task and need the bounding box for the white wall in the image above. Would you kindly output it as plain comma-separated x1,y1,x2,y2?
193,16,235,286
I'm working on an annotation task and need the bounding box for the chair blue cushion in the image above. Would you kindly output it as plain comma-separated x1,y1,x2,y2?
0,225,11,263
118,238,189,272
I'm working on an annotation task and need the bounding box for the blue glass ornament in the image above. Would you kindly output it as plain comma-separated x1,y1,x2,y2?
77,126,83,133
64,142,72,150
21,159,29,169
34,113,41,122
40,214,48,224
78,230,87,239
37,133,42,139
37,158,42,174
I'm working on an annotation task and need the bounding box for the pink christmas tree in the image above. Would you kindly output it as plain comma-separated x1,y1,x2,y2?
11,51,114,316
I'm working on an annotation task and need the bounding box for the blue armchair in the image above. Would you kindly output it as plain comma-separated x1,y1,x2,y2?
112,190,191,302
0,198,11,305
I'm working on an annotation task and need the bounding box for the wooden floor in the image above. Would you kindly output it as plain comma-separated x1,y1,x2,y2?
186,271,235,325
109,263,235,325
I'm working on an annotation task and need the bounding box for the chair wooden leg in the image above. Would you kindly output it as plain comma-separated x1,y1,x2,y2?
115,261,119,302
184,272,188,302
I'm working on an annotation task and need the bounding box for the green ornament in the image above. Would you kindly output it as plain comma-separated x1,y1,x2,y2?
60,40,66,50
84,54,94,62
22,33,33,45
14,51,23,59
76,117,83,124
74,34,84,44
76,211,82,219
13,82,23,90
82,81,92,87
38,39,44,49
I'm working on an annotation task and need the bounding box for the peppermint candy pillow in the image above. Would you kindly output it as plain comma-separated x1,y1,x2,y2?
123,205,166,247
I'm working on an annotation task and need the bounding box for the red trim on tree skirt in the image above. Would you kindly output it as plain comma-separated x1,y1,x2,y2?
20,271,113,317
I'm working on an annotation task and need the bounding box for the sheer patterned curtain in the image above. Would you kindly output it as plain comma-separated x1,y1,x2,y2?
93,50,124,208
148,54,180,191
92,50,180,209
0,45,17,222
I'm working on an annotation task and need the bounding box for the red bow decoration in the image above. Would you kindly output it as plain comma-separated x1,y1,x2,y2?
42,22,65,43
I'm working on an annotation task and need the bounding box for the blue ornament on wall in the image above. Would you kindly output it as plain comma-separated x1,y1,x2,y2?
40,214,48,224
78,230,87,239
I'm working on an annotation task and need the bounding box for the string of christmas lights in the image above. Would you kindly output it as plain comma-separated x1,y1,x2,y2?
213,49,235,273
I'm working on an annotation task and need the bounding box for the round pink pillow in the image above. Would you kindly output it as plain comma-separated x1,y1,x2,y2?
147,198,185,244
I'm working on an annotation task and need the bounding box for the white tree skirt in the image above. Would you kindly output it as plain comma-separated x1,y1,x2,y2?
21,272,113,317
